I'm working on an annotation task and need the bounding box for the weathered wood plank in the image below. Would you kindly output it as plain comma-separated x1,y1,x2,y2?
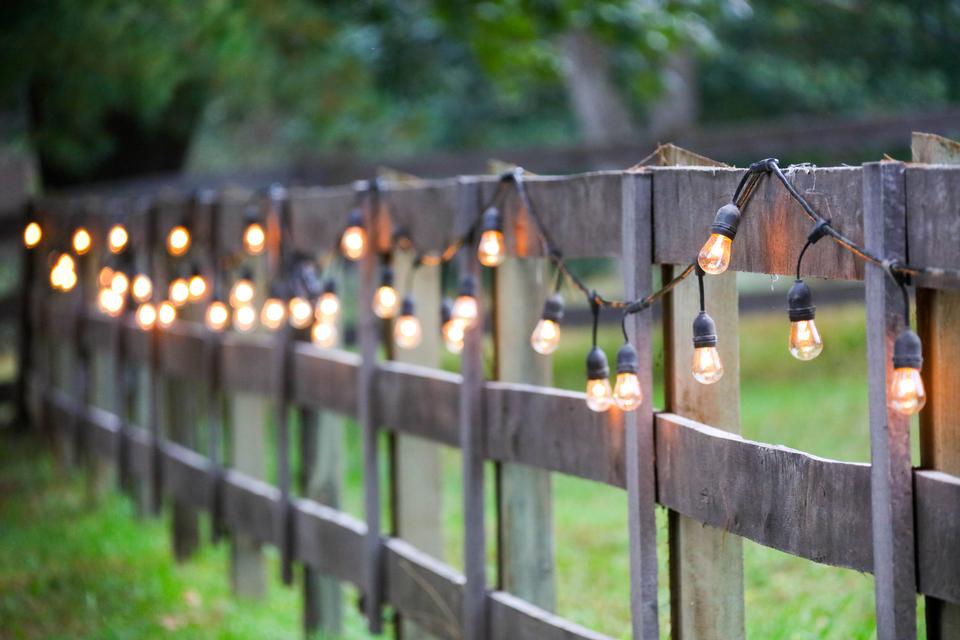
915,470,960,605
487,591,614,640
158,324,206,380
219,332,275,393
223,469,283,547
383,538,465,640
293,496,366,588
291,343,359,415
904,165,960,291
287,185,358,255
374,360,460,447
381,178,461,252
160,440,215,512
863,160,917,639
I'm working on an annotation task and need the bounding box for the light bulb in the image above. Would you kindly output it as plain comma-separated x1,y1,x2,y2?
692,347,724,385
110,271,129,296
131,274,153,303
23,222,41,248
135,303,157,330
440,298,464,354
585,347,614,412
316,292,340,320
889,328,926,415
697,204,740,275
229,278,255,307
72,228,92,255
188,273,207,301
98,287,124,317
51,255,77,292
233,305,256,332
205,300,230,332
394,296,422,349
477,206,505,267
56,253,75,271
98,266,115,288
167,225,190,256
613,343,643,411
530,294,564,355
157,301,177,327
373,285,399,319
108,224,128,253
312,319,338,348
288,296,313,329
243,222,266,255
789,320,823,361
261,297,286,330
340,210,366,261
169,278,190,306
451,295,478,329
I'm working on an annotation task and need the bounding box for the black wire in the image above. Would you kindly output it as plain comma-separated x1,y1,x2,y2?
590,294,600,348
697,267,706,313
796,238,813,280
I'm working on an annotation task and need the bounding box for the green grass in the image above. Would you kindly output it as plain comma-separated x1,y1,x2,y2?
0,303,926,638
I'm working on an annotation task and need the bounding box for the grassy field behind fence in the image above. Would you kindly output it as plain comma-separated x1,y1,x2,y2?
0,301,927,639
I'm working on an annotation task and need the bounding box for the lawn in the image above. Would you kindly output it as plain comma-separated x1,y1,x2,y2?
0,301,926,638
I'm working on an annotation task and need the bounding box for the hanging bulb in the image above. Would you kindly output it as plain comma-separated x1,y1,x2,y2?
169,277,190,306
98,287,125,317
530,293,564,355
167,224,191,256
50,254,76,291
135,303,157,330
477,206,506,267
23,221,42,248
131,274,153,303
786,279,823,360
613,343,643,411
243,219,266,255
72,227,92,255
889,328,926,415
232,305,255,332
440,298,465,354
157,301,177,327
312,319,338,348
340,209,366,261
585,347,614,413
697,204,740,275
110,271,129,296
205,300,230,332
316,279,340,321
692,310,724,384
373,265,399,319
452,275,479,329
289,296,314,329
98,265,115,288
261,297,287,330
394,296,423,349
188,269,207,301
229,272,255,307
108,224,128,253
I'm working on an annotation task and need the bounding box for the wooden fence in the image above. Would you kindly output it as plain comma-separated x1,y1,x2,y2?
19,138,960,640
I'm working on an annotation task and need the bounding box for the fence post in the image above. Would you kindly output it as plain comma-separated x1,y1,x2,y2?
913,132,960,639
621,169,659,639
863,160,917,640
661,156,744,640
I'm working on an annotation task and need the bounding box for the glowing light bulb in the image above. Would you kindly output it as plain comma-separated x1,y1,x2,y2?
316,281,340,320
135,303,157,330
23,222,41,248
230,277,255,307
110,271,129,296
476,206,506,267
373,266,399,319
51,254,77,291
131,274,153,303
585,347,613,413
108,224,128,253
261,297,286,330
157,301,177,327
98,266,115,288
789,320,823,361
234,305,256,332
692,310,724,384
889,329,926,415
98,288,124,317
167,225,190,256
169,278,190,306
288,296,313,329
697,204,740,275
394,297,422,349
340,210,366,261
440,299,465,354
311,319,338,348
530,294,564,355
243,222,266,255
612,343,643,411
205,300,230,332
188,273,207,301
72,228,91,255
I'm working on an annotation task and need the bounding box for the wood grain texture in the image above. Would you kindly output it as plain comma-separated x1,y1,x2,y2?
381,178,461,252
487,591,614,640
904,165,960,291
223,469,283,547
652,166,865,280
383,538,465,639
863,161,917,639
219,333,275,393
291,344,359,415
287,185,359,255
373,360,460,447
293,497,366,588
915,471,960,605
160,440,215,512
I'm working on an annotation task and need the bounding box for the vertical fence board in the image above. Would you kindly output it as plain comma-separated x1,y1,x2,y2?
863,160,917,640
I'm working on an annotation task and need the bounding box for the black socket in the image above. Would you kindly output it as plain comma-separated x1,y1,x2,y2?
239,266,254,282
710,203,741,240
400,295,415,317
586,346,610,380
692,310,718,348
346,208,363,228
441,298,454,324
322,278,337,295
458,274,477,297
615,343,639,375
540,293,564,323
787,279,816,322
892,328,923,370
243,204,260,226
480,206,502,233
380,265,394,287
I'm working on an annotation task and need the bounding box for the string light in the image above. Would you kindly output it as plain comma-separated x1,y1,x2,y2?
97,287,125,317
98,265,115,289
889,328,926,415
288,296,313,329
23,221,42,249
72,227,92,255
452,275,479,329
697,204,740,275
613,343,643,411
169,276,190,306
316,279,340,321
188,268,207,302
167,224,191,256
530,293,564,355
312,319,338,348
394,296,423,349
585,346,614,413
373,265,399,319
234,305,257,332
205,300,230,332
242,206,266,255
135,303,157,330
108,224,128,253
230,270,256,307
50,254,77,291
157,301,177,327
131,274,153,303
477,206,506,267
340,209,367,261
691,311,724,385
786,280,823,360
110,270,129,296
440,298,465,354
261,296,287,330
